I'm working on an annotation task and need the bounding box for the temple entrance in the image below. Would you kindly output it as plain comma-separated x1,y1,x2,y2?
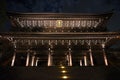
52,44,68,66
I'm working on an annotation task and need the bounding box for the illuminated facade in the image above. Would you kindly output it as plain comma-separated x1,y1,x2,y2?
0,12,120,67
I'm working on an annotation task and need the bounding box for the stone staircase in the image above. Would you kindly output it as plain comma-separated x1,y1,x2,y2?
0,66,120,80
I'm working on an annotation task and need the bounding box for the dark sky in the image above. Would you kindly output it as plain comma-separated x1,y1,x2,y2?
0,0,120,31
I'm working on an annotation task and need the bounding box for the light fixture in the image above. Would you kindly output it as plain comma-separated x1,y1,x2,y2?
56,20,63,28
62,76,68,79
60,66,65,69
61,70,67,73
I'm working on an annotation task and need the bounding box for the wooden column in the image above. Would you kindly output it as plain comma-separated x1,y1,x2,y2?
48,40,53,66
11,41,16,66
11,50,16,66
84,55,87,66
88,41,94,66
102,43,108,66
31,56,35,66
48,52,53,66
79,60,83,66
89,45,94,66
67,40,72,66
35,57,39,66
26,50,30,66
31,52,36,66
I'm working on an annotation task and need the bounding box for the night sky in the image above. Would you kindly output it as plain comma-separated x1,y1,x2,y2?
0,0,120,31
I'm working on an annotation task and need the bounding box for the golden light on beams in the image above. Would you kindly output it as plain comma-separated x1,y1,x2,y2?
56,20,63,28
117,36,120,39
61,70,67,73
62,76,69,79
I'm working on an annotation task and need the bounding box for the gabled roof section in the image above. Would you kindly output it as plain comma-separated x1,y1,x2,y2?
7,12,113,32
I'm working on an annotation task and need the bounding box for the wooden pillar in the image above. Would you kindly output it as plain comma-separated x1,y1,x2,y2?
35,57,39,66
11,41,16,66
31,52,36,66
67,40,72,66
88,41,94,66
48,52,53,66
79,60,82,66
89,48,94,66
67,53,72,66
84,55,87,66
48,41,53,66
11,51,16,66
26,50,30,66
102,44,108,66
31,56,35,66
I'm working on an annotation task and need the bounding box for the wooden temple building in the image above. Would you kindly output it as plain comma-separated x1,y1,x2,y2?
0,12,120,80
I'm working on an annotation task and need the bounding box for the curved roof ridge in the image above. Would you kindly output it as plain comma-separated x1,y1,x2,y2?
7,11,113,16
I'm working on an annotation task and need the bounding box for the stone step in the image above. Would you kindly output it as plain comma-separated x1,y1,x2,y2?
0,66,120,80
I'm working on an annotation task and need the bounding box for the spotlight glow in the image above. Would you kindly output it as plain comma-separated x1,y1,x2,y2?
61,70,67,73
62,76,68,79
60,66,65,69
